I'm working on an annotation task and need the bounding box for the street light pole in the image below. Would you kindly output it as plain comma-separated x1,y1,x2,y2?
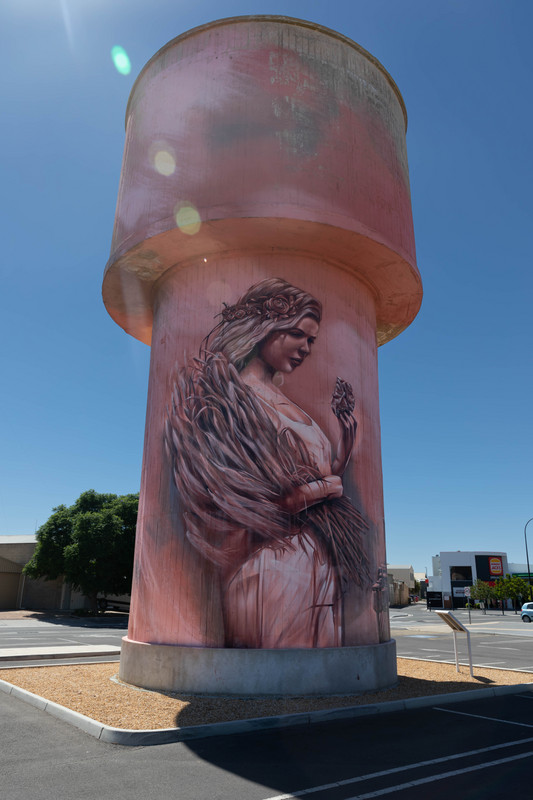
525,518,533,597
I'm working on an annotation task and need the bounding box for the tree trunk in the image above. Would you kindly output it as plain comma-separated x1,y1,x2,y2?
88,593,99,614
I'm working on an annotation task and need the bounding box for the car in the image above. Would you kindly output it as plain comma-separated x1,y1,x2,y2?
97,594,130,612
521,602,533,623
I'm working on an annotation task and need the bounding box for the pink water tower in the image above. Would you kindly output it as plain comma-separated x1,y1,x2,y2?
103,16,422,695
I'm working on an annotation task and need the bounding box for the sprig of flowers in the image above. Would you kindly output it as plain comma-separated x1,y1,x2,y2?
221,294,298,323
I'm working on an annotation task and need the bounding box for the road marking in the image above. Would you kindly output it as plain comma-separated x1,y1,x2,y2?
434,707,533,728
478,645,519,651
262,737,533,800
340,752,533,799
399,654,533,671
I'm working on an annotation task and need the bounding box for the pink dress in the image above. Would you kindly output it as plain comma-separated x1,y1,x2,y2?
223,401,342,648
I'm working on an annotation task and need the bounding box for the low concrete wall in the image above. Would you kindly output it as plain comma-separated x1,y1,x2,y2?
119,637,397,696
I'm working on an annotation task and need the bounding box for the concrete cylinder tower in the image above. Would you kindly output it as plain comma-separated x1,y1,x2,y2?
103,16,422,695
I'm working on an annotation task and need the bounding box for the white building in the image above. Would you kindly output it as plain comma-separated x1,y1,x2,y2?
508,562,533,582
428,550,509,609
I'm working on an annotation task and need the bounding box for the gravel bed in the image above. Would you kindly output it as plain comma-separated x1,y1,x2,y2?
1,659,532,731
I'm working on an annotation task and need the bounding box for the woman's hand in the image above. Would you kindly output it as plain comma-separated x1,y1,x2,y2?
331,411,357,476
280,475,343,514
321,475,344,499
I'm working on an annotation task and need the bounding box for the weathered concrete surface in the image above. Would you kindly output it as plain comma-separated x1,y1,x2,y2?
119,637,397,695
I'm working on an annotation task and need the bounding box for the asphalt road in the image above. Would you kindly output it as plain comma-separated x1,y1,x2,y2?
390,603,533,635
391,604,533,672
3,684,533,798
0,615,127,667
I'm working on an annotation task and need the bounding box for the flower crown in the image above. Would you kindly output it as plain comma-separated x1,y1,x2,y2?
221,293,299,323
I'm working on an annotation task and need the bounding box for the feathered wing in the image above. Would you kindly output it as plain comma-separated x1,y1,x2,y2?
302,498,371,587
165,352,370,586
165,354,300,562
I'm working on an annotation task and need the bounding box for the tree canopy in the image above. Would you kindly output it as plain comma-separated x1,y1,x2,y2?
469,574,531,615
24,490,138,612
495,574,531,614
469,578,494,613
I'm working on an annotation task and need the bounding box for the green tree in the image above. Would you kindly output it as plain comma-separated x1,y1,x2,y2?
493,577,508,614
501,574,530,614
469,579,494,614
24,490,138,612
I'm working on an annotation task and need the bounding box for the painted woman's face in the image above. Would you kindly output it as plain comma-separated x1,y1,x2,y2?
258,316,320,374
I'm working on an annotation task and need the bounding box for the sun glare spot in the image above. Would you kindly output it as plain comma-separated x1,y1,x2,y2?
174,203,201,236
154,150,176,176
148,142,176,176
111,46,131,76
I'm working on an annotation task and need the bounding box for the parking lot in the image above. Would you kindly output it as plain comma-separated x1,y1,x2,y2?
0,613,126,667
3,680,533,799
392,603,533,672
1,604,533,797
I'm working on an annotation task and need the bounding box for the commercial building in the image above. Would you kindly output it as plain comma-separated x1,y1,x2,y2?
428,550,509,609
0,535,86,611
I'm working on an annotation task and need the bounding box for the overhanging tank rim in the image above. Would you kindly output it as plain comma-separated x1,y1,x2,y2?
124,15,408,131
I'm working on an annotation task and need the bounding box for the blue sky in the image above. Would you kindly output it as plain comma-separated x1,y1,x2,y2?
1,0,531,574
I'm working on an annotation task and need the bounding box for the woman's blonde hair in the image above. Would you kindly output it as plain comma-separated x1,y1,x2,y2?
206,277,322,371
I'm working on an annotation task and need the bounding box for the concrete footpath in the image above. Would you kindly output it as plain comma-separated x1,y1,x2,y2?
0,644,121,661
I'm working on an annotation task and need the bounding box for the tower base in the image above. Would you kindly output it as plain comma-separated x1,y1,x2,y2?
119,637,397,696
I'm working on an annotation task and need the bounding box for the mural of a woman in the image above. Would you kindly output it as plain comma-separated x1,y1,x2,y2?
165,278,371,649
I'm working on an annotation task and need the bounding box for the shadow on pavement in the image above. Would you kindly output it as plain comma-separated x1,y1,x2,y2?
0,609,128,628
176,686,512,799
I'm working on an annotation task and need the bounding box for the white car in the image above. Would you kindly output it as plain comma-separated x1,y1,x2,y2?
521,601,533,622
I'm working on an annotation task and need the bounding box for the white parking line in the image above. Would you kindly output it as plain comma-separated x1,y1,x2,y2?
434,707,533,728
262,737,533,800
340,752,533,799
477,645,520,651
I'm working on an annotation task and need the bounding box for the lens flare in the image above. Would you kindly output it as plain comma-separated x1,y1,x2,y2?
154,150,176,176
111,46,131,76
174,203,201,235
148,141,176,176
